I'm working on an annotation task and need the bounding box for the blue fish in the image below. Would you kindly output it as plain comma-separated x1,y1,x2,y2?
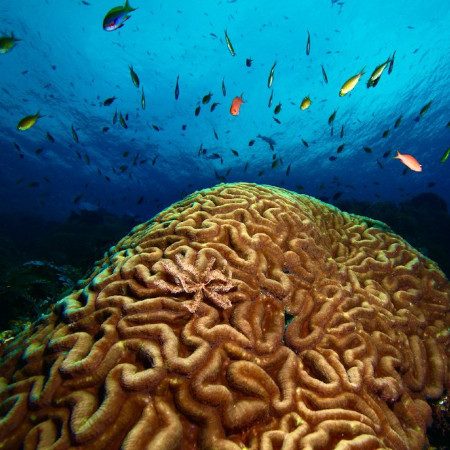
103,0,137,32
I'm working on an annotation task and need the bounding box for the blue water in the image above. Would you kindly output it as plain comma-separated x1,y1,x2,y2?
1,0,449,221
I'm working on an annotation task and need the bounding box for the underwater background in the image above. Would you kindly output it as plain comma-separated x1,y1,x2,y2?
0,0,449,334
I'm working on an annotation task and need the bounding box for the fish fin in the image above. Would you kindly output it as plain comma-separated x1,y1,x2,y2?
124,0,137,11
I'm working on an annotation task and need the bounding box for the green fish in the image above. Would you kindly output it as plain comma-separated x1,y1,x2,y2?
0,33,20,54
129,65,140,88
103,0,137,31
119,112,128,129
267,62,276,88
224,30,235,56
17,112,43,131
71,124,79,143
440,147,450,164
141,88,146,110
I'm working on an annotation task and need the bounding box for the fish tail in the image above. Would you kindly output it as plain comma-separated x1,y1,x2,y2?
394,150,401,159
124,0,137,11
360,66,366,76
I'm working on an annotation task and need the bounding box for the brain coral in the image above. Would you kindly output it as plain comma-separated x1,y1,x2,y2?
0,182,449,450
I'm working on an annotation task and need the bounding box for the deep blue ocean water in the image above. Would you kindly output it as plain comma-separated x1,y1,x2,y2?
0,0,449,220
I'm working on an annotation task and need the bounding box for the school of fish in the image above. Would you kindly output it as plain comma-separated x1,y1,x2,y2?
2,0,448,208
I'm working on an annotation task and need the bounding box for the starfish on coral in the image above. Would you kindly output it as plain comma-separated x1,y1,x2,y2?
153,253,236,313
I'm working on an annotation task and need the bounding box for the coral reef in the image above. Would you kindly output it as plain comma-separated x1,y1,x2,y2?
0,182,449,449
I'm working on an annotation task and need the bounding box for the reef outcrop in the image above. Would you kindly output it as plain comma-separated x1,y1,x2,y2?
0,183,449,449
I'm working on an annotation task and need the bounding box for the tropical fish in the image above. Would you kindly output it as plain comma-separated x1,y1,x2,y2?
300,96,311,110
363,146,372,153
339,68,365,96
273,117,281,124
328,109,337,125
231,149,239,157
286,163,291,176
394,151,422,172
195,105,201,116
340,125,345,138
274,103,282,114
394,115,402,128
205,153,222,163
119,112,128,128
112,109,118,124
71,125,79,143
268,89,274,108
415,100,432,121
210,102,220,112
388,51,396,74
103,0,137,31
202,92,213,104
382,129,389,138
222,78,226,96
321,64,328,84
248,139,255,146
175,75,180,100
230,95,244,116
17,112,43,131
306,30,311,55
257,134,276,150
383,150,391,158
46,131,55,143
246,58,252,67
0,33,20,54
224,30,235,56
103,96,116,106
129,65,139,87
336,144,345,153
267,62,276,88
213,129,218,140
367,59,390,88
141,88,145,109
301,139,309,148
329,155,337,161
440,147,450,164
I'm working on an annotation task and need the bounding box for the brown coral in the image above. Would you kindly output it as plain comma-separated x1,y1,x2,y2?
0,182,449,450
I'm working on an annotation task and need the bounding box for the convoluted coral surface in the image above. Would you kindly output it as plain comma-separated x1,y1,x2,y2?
0,182,449,450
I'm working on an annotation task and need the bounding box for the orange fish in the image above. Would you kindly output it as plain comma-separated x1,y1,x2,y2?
394,151,422,172
230,95,244,116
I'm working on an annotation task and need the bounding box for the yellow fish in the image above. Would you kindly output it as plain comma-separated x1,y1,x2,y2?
339,68,365,97
300,96,311,110
367,59,390,88
17,112,43,131
0,33,20,54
